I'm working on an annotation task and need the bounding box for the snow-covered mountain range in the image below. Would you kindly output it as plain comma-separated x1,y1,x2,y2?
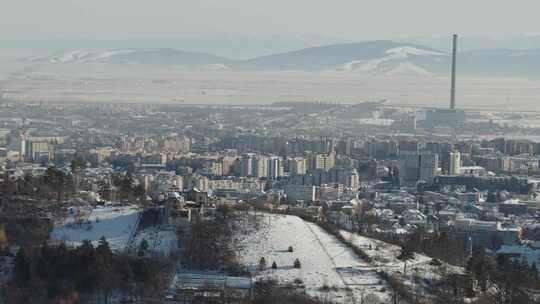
22,41,540,77
26,48,232,68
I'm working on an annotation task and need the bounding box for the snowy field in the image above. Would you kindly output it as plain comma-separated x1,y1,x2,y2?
50,204,141,250
3,63,540,113
340,230,430,271
339,230,463,286
239,214,390,303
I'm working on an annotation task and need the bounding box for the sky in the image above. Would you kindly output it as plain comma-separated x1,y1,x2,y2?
1,0,540,40
1,0,540,60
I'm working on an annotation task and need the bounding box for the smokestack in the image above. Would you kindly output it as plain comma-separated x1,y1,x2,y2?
450,34,458,110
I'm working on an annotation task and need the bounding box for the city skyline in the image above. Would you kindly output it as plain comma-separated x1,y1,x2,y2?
1,2,540,303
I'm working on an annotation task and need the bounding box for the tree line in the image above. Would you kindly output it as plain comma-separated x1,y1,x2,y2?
464,249,539,304
4,237,171,304
1,167,74,201
179,205,247,275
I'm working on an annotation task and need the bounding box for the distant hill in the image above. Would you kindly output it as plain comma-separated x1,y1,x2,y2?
453,49,540,77
236,41,446,75
24,48,232,69
21,42,540,78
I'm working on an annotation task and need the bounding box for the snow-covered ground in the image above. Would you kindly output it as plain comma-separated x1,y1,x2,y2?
5,62,540,114
339,230,463,286
239,214,390,303
340,230,430,271
50,204,141,250
132,226,178,256
385,46,445,56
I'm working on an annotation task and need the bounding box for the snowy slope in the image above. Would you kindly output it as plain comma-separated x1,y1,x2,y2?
26,49,231,67
239,214,389,303
385,46,445,56
339,58,433,75
22,42,443,76
20,42,540,77
338,45,442,75
50,205,141,250
83,50,137,62
132,226,178,256
50,51,91,63
384,62,433,76
338,230,463,284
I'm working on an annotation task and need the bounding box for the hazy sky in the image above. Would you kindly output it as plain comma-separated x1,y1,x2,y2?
2,0,540,40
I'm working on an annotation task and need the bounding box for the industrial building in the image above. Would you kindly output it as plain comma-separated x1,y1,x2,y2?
424,34,466,131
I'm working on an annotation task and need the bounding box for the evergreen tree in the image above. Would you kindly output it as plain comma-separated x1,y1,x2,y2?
120,173,135,200
96,237,115,303
531,262,538,280
14,247,30,284
133,184,146,202
6,242,166,302
258,257,267,270
78,239,96,259
466,249,491,292
138,239,150,257
271,261,277,269
96,236,112,258
293,258,301,269
397,245,415,276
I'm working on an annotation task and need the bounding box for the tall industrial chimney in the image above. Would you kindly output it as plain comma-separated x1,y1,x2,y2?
450,34,458,110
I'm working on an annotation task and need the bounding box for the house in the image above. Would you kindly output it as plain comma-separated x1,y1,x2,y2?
452,218,521,248
184,188,209,206
167,272,253,303
402,209,426,226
